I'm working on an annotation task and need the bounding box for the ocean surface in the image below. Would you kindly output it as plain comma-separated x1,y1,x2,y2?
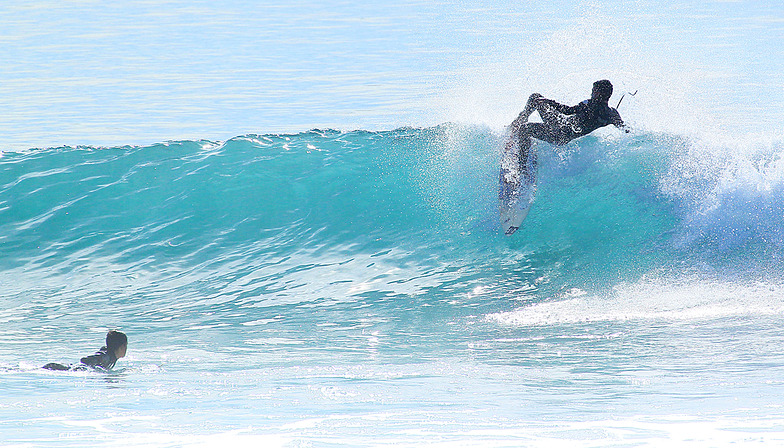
2,1,784,447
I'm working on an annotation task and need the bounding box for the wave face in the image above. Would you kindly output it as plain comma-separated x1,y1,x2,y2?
2,126,783,312
3,126,784,446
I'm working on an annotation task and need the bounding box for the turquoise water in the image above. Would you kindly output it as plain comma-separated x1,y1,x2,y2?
2,0,784,446
2,127,784,446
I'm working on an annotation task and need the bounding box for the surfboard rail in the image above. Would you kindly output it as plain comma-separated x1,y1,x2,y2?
499,135,537,236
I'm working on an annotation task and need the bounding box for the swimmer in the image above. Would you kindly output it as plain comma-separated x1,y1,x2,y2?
43,330,127,371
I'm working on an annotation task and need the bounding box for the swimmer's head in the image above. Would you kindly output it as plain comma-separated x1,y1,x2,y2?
106,330,127,359
591,80,613,102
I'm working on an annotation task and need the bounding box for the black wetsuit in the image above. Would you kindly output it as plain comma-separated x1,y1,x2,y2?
43,346,118,371
79,346,118,370
521,96,626,146
507,94,626,173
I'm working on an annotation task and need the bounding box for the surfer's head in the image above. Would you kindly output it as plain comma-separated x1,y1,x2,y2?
591,79,613,102
106,330,127,359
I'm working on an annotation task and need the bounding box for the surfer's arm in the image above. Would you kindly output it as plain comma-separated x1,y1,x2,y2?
610,108,630,133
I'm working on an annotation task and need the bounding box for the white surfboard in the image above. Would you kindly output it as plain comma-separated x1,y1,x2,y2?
499,134,537,236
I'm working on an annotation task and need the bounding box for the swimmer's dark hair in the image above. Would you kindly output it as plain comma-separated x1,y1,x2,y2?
106,330,127,351
592,79,613,102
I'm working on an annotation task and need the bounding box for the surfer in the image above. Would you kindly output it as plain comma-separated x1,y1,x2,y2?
510,79,629,166
43,330,128,371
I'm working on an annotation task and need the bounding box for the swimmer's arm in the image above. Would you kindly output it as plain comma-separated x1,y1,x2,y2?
80,352,105,368
79,355,99,367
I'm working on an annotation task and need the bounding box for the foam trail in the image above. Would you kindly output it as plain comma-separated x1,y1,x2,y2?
490,278,784,327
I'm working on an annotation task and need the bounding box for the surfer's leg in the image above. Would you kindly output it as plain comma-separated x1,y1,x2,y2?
522,122,560,145
521,93,543,120
516,132,534,178
533,101,563,128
